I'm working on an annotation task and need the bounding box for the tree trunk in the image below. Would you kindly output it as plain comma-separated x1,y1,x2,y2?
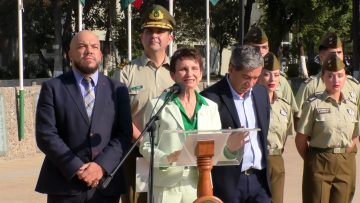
217,46,223,76
244,0,255,34
52,0,63,77
62,3,74,73
103,0,117,76
352,0,359,78
238,0,244,44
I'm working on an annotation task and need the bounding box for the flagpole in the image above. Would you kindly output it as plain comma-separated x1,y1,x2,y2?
18,0,25,140
206,0,210,86
78,0,83,31
128,5,132,61
169,0,174,57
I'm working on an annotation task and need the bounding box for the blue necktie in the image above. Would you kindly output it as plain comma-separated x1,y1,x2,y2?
83,77,95,119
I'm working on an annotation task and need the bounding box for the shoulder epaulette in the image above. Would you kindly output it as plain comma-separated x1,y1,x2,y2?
278,97,290,105
280,72,287,78
347,75,359,84
119,61,129,69
306,94,318,102
304,77,313,84
346,98,357,106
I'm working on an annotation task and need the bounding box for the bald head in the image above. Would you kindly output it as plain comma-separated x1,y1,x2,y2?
70,30,100,50
68,30,102,76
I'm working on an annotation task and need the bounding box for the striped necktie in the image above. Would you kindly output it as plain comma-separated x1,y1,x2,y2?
83,77,95,119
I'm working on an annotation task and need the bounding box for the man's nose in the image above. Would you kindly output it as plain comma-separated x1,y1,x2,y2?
85,47,93,55
250,79,257,86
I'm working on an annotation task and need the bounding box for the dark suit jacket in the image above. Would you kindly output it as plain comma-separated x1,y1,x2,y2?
35,70,132,196
201,77,271,202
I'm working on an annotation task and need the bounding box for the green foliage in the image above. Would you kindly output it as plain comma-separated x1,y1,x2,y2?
23,0,55,53
0,0,355,79
114,6,143,59
258,0,353,57
84,0,108,30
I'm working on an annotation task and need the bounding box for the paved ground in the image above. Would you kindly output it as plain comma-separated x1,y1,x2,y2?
1,137,359,202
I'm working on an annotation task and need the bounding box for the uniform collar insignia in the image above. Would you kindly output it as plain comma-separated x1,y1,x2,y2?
347,108,355,116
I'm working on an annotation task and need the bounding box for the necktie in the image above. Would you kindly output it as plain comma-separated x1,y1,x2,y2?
83,77,95,119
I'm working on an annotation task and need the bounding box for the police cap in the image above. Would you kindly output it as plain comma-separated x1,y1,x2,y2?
322,53,345,72
244,27,268,44
319,32,342,50
263,52,280,71
142,4,176,31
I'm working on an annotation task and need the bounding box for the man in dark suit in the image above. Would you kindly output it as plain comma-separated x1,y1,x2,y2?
35,30,132,203
202,45,271,203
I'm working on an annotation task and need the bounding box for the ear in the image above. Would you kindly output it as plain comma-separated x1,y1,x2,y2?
199,69,203,79
170,71,176,81
228,64,234,74
99,52,103,60
68,50,73,62
168,33,174,45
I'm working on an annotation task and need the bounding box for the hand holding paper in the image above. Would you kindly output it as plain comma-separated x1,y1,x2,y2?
226,131,249,152
167,150,181,164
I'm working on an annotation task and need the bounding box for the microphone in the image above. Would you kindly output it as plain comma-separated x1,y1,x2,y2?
166,83,185,94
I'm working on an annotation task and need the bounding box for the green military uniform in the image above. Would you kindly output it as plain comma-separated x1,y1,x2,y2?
295,73,360,113
295,33,358,202
245,27,298,114
295,31,360,112
113,54,174,129
112,4,176,203
276,75,298,113
296,54,359,203
268,94,295,203
263,52,295,203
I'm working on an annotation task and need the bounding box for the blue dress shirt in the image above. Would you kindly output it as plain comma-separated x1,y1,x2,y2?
73,68,99,98
226,76,264,171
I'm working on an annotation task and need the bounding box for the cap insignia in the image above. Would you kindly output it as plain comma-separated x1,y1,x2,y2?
149,9,164,20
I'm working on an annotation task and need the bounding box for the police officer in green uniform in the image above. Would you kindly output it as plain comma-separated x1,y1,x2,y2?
295,53,359,203
295,32,360,111
244,27,298,114
295,32,359,201
112,4,176,203
258,52,295,203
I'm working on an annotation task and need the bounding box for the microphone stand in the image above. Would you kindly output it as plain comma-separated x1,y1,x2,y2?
98,90,177,203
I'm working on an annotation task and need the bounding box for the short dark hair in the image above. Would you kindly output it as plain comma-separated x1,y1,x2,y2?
169,48,204,73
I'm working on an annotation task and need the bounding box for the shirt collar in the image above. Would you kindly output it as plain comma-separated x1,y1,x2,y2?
226,74,252,99
139,53,170,69
172,91,208,106
72,68,99,86
321,91,347,103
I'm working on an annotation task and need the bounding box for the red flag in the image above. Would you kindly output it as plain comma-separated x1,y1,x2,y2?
132,0,143,10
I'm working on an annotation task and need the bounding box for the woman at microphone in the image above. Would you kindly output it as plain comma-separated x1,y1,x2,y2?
139,48,222,203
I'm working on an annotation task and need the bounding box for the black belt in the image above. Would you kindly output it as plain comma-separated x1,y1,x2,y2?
241,168,262,176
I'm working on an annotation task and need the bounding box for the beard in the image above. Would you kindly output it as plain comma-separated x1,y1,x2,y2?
72,60,99,75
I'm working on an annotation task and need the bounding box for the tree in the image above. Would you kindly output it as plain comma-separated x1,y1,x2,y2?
211,0,239,75
258,0,352,75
